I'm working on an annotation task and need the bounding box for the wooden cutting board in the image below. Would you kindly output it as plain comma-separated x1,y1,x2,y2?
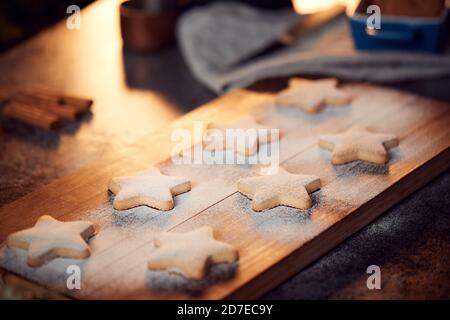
0,83,449,299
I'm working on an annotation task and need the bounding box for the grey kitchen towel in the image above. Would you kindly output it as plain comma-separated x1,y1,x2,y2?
176,2,450,93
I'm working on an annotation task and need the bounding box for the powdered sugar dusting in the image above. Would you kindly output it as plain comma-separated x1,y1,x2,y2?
0,245,83,295
147,262,238,293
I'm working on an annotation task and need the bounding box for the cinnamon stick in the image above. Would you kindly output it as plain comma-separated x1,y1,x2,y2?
3,101,62,130
23,87,93,112
12,94,82,120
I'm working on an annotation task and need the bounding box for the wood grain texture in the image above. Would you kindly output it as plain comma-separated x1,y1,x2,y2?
0,83,449,299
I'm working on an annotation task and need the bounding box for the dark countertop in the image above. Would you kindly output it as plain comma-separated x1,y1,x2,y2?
0,1,448,299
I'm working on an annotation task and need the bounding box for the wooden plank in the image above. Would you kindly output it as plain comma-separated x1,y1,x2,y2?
17,86,416,298
0,84,449,299
101,99,450,299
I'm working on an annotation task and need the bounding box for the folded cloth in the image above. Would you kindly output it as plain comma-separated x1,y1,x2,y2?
176,2,450,93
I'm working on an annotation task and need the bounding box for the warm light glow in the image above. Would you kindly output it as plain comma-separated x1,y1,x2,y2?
292,0,355,14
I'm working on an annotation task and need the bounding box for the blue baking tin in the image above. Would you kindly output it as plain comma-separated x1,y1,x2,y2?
348,2,449,52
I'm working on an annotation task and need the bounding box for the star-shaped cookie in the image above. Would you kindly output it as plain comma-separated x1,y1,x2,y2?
318,125,399,165
204,115,279,156
237,167,321,211
6,215,95,267
276,78,351,113
147,226,238,280
108,167,191,211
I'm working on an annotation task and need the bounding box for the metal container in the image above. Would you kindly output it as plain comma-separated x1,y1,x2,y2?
120,0,184,51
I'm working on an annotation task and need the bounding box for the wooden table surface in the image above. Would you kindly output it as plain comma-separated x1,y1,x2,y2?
0,0,449,299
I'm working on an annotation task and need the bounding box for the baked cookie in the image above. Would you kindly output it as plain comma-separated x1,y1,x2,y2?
276,78,351,113
108,167,191,211
147,226,238,280
204,115,279,156
237,167,321,211
319,125,399,165
6,215,95,267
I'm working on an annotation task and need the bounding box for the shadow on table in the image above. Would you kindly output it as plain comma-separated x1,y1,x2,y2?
0,111,93,150
121,46,217,113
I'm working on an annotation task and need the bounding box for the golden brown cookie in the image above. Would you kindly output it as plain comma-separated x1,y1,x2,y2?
6,215,95,267
276,78,351,113
319,125,399,165
237,167,321,211
147,226,238,280
108,167,191,211
204,115,279,156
